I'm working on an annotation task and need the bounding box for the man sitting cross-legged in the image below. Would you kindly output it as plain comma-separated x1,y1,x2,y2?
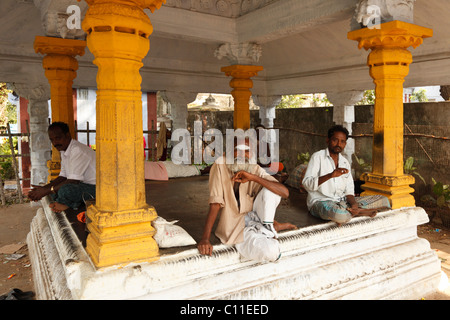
197,139,297,262
28,122,96,213
302,125,390,226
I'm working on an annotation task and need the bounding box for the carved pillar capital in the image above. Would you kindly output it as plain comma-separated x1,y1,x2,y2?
327,90,362,128
160,91,197,107
253,95,282,128
352,0,416,30
215,42,262,65
33,0,88,39
9,82,50,102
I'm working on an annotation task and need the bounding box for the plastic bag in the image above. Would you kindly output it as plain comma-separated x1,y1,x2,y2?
152,216,196,248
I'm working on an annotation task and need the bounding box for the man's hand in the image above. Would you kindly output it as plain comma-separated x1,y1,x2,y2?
331,167,349,178
197,239,213,256
27,185,50,202
231,171,254,184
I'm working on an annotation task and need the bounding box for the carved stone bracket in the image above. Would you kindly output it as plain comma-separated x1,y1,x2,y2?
160,91,197,130
253,95,281,128
33,0,88,39
215,42,262,65
352,0,416,30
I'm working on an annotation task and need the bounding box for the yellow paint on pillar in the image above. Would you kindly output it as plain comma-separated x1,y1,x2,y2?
34,36,86,181
221,65,263,130
348,21,433,209
82,0,165,268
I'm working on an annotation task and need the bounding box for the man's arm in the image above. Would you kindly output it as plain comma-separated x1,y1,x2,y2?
232,171,289,199
318,168,349,186
346,195,358,209
27,176,68,201
198,203,222,256
52,178,81,192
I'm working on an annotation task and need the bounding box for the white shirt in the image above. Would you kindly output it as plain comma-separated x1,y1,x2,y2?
302,148,354,209
59,139,96,185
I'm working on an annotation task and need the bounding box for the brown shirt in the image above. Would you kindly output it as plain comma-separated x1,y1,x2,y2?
209,157,278,245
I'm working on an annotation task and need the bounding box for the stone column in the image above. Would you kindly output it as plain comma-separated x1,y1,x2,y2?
34,36,86,181
81,0,164,268
215,43,263,130
253,95,282,128
327,91,364,166
348,21,433,209
161,91,197,131
11,83,52,188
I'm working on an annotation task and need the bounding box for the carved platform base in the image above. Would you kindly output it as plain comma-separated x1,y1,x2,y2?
27,197,442,300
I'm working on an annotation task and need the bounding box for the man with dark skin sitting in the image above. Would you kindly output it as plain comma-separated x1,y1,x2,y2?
302,125,390,226
28,122,96,213
198,138,297,262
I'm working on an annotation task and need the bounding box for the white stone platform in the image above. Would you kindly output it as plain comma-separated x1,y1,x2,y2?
27,196,442,300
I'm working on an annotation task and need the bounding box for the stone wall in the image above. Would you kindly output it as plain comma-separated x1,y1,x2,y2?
188,101,450,199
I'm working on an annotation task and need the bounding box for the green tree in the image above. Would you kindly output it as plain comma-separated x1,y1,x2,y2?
0,83,18,181
276,94,308,109
410,88,428,102
0,83,17,126
356,90,375,105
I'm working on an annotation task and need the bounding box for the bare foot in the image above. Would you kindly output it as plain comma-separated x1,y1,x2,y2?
355,208,378,218
274,220,298,232
49,202,69,213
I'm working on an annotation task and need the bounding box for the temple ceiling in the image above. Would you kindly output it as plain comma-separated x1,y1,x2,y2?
163,0,279,18
0,0,449,96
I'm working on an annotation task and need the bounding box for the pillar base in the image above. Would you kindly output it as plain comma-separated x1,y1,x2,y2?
86,204,159,268
361,172,415,209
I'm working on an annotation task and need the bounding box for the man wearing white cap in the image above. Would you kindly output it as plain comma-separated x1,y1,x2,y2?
197,138,297,262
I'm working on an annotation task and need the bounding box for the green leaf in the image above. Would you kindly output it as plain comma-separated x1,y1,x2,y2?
413,172,426,185
437,195,446,207
404,157,414,171
433,182,444,196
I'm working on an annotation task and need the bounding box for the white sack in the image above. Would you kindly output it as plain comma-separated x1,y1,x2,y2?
152,216,196,248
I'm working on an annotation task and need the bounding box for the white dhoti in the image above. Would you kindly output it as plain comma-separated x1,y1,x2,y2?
235,188,282,262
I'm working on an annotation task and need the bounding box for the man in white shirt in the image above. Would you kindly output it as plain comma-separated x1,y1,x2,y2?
28,122,96,213
302,125,390,226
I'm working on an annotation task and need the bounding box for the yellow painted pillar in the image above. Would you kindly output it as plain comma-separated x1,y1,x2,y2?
82,0,165,268
348,21,432,209
34,36,86,181
221,65,263,130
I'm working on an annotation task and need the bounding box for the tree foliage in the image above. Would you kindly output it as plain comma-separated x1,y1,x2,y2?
0,83,17,127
